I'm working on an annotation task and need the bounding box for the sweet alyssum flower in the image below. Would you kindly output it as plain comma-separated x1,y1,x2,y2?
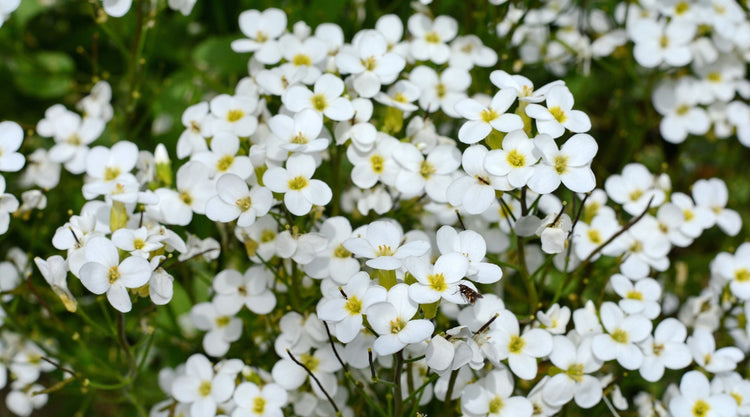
455,89,523,144
367,283,434,355
190,301,243,357
317,271,387,343
527,133,597,194
0,121,25,173
336,29,405,98
231,8,287,64
542,336,603,408
262,153,332,216
172,353,236,417
282,73,354,121
461,368,533,417
212,266,276,316
524,85,591,138
591,302,652,370
405,252,470,304
343,219,430,270
669,370,737,417
77,236,152,313
206,173,273,227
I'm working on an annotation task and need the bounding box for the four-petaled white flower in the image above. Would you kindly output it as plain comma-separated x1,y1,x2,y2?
263,154,332,216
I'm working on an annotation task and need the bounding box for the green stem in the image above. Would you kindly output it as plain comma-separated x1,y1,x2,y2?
393,351,404,417
444,369,460,404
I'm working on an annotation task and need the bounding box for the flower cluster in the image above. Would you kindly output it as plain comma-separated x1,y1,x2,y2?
493,0,750,147
0,2,747,417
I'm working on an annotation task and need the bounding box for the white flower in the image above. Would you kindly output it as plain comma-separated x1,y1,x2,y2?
405,252,469,304
172,354,235,417
487,309,552,379
610,274,661,319
393,143,461,202
436,225,502,284
34,255,77,312
190,301,243,357
528,133,597,194
336,30,405,98
268,109,329,153
632,19,695,68
688,327,744,373
343,220,430,270
652,80,710,144
407,14,457,64
0,121,25,172
525,85,591,138
484,129,537,189
604,163,665,216
448,145,511,215
489,70,564,103
176,102,210,159
78,236,152,313
209,94,258,137
232,381,288,417
231,8,287,64
638,318,692,382
317,271,387,343
262,154,332,216
206,173,273,227
282,73,354,121
455,90,523,144
212,267,276,316
543,336,603,408
410,66,470,118
461,369,533,417
101,0,131,17
591,302,652,370
669,371,737,417
367,283,434,355
692,178,741,236
303,216,360,283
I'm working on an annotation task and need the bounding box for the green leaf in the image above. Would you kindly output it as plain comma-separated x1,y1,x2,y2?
192,36,248,77
10,51,74,99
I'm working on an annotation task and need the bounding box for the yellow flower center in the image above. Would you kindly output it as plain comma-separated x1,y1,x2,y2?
334,244,351,258
180,191,193,206
66,134,82,145
311,94,328,112
253,397,266,414
553,155,568,175
630,240,643,253
375,245,394,257
255,31,268,43
199,380,212,397
629,189,643,202
133,239,145,250
549,106,567,123
660,35,670,48
683,209,694,221
227,109,245,122
587,229,602,244
488,396,504,414
370,155,385,174
288,176,309,191
361,56,377,71
390,318,407,333
260,229,276,243
676,104,690,115
344,296,362,315
420,161,435,179
507,149,526,168
217,155,234,172
293,54,312,67
565,363,584,383
611,328,629,344
300,353,319,371
236,196,253,212
480,108,499,123
675,1,690,15
436,83,446,98
692,399,710,417
108,266,120,284
427,273,447,292
627,290,643,300
425,31,440,43
707,72,722,82
508,335,525,354
104,166,121,181
215,316,230,328
735,268,750,282
653,342,664,356
394,92,408,103
292,132,308,144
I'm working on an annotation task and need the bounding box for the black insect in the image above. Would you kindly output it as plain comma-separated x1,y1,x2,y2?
457,284,483,305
